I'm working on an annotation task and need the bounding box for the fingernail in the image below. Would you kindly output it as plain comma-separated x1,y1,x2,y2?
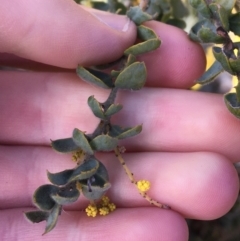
91,11,131,32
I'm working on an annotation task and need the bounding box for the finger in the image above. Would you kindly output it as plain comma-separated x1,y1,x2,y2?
140,21,206,88
0,146,238,220
0,0,205,87
1,208,188,241
0,0,136,68
0,73,240,161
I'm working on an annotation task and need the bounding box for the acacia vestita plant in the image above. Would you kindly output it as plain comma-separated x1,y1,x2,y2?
24,0,240,235
24,0,172,234
189,0,240,118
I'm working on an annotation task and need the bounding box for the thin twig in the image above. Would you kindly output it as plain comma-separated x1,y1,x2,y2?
114,146,170,209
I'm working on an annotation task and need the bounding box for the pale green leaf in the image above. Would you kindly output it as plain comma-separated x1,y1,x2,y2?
90,135,118,151
115,62,147,90
88,96,105,119
197,61,224,84
72,128,94,155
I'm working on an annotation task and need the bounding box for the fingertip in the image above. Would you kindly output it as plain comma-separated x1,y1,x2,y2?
0,0,136,68
139,21,206,88
161,153,239,220
8,208,188,241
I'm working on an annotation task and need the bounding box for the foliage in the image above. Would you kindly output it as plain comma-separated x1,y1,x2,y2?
25,0,170,234
189,0,240,119
25,0,240,237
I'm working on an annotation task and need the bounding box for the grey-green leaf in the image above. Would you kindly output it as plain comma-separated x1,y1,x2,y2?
105,104,123,117
88,96,105,119
81,175,111,200
189,20,225,44
48,158,99,185
209,3,229,31
90,135,118,151
126,6,153,25
126,54,137,66
124,39,160,56
47,169,74,186
117,125,142,139
91,1,109,11
229,58,240,72
25,211,49,223
51,188,80,205
68,157,99,181
72,128,94,155
197,61,224,84
115,62,147,90
43,204,61,235
212,47,234,74
76,66,111,89
51,138,79,153
137,25,158,41
212,0,235,14
95,161,109,181
85,68,114,88
33,185,59,211
229,12,240,36
109,125,142,139
224,93,240,118
166,18,186,29
170,0,189,18
189,0,211,18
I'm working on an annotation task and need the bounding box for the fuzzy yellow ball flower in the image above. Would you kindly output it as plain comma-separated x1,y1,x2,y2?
137,180,151,192
85,204,98,217
101,196,110,206
108,203,116,212
99,207,110,216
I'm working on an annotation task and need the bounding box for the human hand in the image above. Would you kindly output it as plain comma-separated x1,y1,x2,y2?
0,0,239,240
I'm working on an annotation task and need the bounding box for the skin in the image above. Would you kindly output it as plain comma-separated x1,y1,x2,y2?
0,0,239,240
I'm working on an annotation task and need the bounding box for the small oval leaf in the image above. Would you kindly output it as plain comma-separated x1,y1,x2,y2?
212,0,235,13
137,25,158,40
229,58,240,72
51,188,80,205
81,175,111,200
126,6,152,25
76,66,111,89
33,185,59,211
72,128,94,155
224,93,240,118
109,125,142,139
124,39,161,56
43,204,61,235
115,62,147,90
189,0,211,18
88,96,105,119
47,169,74,186
229,12,240,36
51,138,79,153
90,135,118,151
25,211,49,223
212,47,234,74
189,20,225,44
197,61,224,84
209,3,229,31
105,104,123,117
166,18,186,29
69,157,99,182
117,125,142,139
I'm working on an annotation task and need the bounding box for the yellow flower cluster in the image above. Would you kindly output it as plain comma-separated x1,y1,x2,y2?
137,180,151,192
85,196,116,217
99,207,109,216
85,205,98,217
72,150,85,164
